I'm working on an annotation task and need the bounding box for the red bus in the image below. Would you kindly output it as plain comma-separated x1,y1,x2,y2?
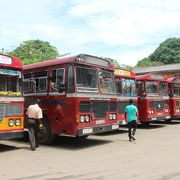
136,73,170,124
0,53,24,139
114,68,137,125
23,54,119,144
168,77,180,120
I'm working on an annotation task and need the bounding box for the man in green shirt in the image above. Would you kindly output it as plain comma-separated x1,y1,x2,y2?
125,99,138,142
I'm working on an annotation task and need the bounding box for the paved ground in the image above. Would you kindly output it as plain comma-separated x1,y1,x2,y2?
1,120,180,180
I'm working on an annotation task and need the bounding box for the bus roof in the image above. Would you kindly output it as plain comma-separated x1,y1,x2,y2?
23,54,114,71
136,73,168,81
168,76,180,84
0,53,22,69
114,68,135,78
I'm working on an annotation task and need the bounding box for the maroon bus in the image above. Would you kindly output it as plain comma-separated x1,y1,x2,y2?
23,54,119,144
136,73,170,124
168,77,180,120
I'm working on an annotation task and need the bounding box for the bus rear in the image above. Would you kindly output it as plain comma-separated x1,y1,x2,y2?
168,77,180,120
114,68,137,125
0,54,24,140
23,54,119,144
136,73,170,124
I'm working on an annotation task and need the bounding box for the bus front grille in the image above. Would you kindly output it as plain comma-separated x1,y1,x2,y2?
0,104,22,123
92,102,108,118
149,101,168,112
79,101,110,118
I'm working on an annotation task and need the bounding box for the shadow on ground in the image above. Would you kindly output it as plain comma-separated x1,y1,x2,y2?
0,143,19,153
48,136,113,150
95,129,127,136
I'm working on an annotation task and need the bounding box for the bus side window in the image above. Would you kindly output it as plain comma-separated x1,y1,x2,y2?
136,81,145,96
51,68,65,92
34,71,48,92
67,65,74,93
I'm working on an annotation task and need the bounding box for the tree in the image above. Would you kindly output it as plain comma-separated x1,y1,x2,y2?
136,57,163,68
8,40,59,65
136,38,180,68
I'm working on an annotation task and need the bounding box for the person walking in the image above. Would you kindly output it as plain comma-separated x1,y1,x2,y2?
125,99,138,142
26,99,43,150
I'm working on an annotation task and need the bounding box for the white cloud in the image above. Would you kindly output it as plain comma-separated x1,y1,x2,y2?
0,0,180,65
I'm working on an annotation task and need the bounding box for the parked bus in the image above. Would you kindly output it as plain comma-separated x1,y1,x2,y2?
114,68,137,125
136,73,170,124
0,53,24,140
168,77,180,120
23,54,119,144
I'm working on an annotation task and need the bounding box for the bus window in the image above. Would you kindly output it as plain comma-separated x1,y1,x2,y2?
159,81,168,96
67,65,74,93
122,78,136,97
116,80,122,95
34,71,48,92
0,76,6,91
51,68,65,92
146,81,158,96
99,70,115,94
7,76,18,92
76,66,98,92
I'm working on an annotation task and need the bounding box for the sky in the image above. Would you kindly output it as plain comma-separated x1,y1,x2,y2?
0,0,180,66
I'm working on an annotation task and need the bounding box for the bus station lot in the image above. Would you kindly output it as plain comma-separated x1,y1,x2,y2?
1,121,180,180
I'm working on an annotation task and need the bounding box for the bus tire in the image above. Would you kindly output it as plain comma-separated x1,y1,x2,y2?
38,116,56,145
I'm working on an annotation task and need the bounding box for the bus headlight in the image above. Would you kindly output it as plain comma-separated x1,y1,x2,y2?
15,119,21,126
112,114,116,120
8,119,14,127
109,114,113,120
80,116,85,123
85,115,90,122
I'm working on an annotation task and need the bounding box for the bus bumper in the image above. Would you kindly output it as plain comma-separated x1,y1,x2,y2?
0,130,25,140
77,124,119,136
173,115,180,120
148,116,171,121
118,120,127,125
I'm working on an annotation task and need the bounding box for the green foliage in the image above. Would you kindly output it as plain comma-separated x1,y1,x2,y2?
136,57,163,68
104,57,121,68
8,39,59,65
149,38,180,64
136,38,180,68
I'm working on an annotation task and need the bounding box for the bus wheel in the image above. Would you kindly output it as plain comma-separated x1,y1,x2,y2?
38,116,55,145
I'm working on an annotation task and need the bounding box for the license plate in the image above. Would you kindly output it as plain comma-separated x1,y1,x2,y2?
112,124,119,130
96,120,105,125
166,116,170,119
82,128,93,134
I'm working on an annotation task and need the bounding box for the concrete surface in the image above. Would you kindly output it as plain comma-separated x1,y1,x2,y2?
0,121,180,180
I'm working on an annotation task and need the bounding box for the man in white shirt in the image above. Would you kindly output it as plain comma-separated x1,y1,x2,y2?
26,99,43,150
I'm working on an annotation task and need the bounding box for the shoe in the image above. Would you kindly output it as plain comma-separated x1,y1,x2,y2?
131,136,136,141
129,139,132,142
36,144,39,148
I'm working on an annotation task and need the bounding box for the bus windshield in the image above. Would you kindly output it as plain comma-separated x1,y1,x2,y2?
76,66,98,92
122,78,136,97
173,84,180,97
146,80,158,96
159,81,168,96
0,71,22,96
99,70,115,94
